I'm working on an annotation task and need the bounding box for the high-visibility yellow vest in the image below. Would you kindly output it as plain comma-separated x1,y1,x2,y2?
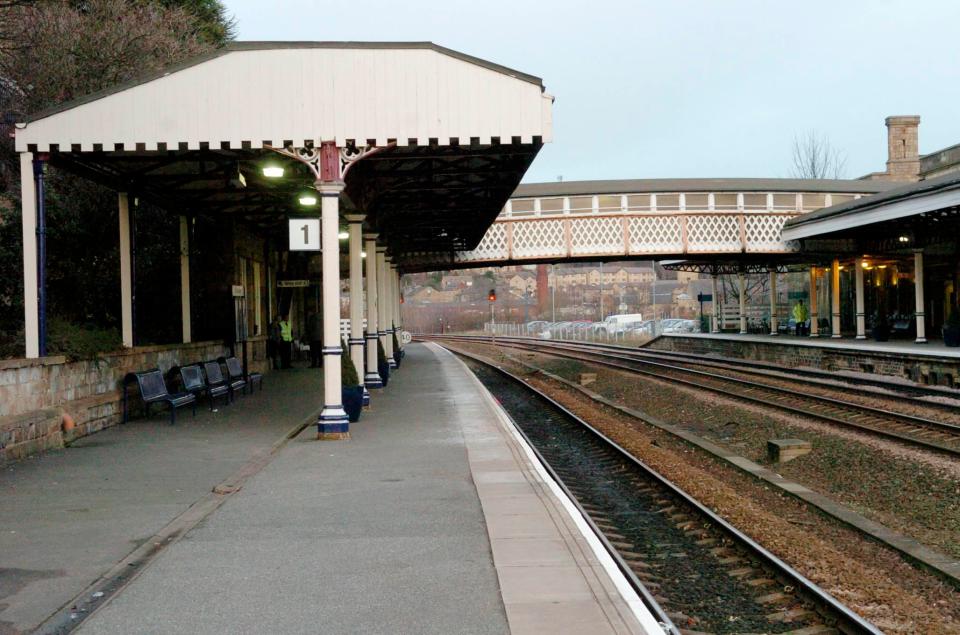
279,320,293,342
792,303,809,323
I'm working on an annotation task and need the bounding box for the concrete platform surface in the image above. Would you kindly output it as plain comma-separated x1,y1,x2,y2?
665,331,960,358
0,367,322,634
77,343,654,635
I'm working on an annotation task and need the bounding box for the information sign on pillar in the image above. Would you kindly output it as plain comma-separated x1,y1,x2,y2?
289,217,320,251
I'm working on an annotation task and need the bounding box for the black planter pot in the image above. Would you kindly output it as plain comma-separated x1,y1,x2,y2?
342,385,363,423
378,361,390,387
393,353,402,369
944,325,960,347
873,325,890,342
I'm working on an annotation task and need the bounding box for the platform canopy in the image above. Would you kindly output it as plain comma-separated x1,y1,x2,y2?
16,42,553,265
782,172,960,252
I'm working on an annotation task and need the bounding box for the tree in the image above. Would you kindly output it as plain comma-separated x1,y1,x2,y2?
790,131,847,179
0,0,235,356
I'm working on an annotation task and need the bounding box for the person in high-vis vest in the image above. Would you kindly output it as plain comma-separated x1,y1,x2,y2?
278,314,293,369
792,300,809,336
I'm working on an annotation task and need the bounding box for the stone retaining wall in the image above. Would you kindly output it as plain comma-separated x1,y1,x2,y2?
647,335,960,387
0,339,271,462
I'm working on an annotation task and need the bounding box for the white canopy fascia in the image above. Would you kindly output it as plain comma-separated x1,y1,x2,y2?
781,187,960,241
16,42,553,153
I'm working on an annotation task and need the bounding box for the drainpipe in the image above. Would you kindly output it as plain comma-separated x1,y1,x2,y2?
33,157,47,357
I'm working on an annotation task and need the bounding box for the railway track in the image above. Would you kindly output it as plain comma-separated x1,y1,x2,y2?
429,335,960,457
457,348,880,635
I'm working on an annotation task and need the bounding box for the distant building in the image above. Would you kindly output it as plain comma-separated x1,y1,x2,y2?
507,271,537,295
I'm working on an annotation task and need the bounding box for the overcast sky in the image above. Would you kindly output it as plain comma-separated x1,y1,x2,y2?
224,0,960,184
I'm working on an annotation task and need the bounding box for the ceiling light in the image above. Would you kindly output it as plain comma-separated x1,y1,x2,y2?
861,261,870,269
263,165,284,178
361,251,367,258
877,264,887,269
338,231,349,240
898,235,910,243
298,194,317,206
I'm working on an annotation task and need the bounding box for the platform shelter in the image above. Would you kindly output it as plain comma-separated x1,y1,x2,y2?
16,41,554,437
783,172,960,342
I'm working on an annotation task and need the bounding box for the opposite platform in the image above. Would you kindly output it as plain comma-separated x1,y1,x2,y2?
79,343,655,635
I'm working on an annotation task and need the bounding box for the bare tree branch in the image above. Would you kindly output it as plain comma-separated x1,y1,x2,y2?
790,130,847,179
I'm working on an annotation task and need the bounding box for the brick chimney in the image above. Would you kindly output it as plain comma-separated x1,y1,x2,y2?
884,115,921,181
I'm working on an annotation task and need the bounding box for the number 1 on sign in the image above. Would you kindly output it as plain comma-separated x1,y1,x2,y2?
289,218,320,251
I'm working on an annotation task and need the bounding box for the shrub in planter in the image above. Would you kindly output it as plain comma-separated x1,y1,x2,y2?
377,339,390,387
944,310,960,347
340,339,363,422
392,329,402,368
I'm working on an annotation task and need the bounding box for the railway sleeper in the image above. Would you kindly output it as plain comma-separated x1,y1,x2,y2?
780,625,839,635
766,607,816,623
728,566,760,578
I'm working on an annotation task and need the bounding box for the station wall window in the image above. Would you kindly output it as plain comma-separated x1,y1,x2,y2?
743,193,766,209
569,196,592,213
804,193,826,209
685,193,708,209
510,199,535,216
540,197,564,213
657,194,680,210
627,194,651,210
830,194,854,206
773,193,796,209
714,193,738,209
598,195,621,212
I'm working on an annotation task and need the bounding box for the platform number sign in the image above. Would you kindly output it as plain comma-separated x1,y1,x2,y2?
289,218,320,251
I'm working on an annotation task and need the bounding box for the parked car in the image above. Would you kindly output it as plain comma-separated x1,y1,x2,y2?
662,319,697,333
601,313,645,335
525,320,549,335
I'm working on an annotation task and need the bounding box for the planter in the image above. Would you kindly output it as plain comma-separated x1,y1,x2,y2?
378,360,390,387
944,324,960,347
342,385,364,423
872,325,890,342
393,352,402,369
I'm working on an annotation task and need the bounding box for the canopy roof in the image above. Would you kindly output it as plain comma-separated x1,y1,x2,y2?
16,42,553,266
781,172,960,250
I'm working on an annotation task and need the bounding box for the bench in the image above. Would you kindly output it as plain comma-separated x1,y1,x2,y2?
220,356,262,395
129,369,196,425
180,364,229,410
202,360,236,403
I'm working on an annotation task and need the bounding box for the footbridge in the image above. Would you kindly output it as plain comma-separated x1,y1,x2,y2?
402,179,895,272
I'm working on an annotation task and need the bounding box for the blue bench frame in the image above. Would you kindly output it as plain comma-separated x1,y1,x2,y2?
180,364,229,410
220,356,263,395
125,369,196,425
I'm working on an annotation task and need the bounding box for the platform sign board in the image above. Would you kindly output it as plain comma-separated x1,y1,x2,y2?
697,293,713,303
289,218,320,251
277,279,310,288
787,291,808,300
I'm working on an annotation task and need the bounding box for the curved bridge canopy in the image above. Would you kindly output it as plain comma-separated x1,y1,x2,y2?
403,178,895,272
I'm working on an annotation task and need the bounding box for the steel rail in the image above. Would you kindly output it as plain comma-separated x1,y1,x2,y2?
501,337,960,435
435,332,960,403
426,335,960,457
451,344,882,635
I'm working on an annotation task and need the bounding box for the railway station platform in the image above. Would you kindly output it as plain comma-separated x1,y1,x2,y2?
9,343,655,634
651,332,960,386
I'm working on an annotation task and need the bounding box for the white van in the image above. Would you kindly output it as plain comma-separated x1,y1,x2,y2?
602,313,644,334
